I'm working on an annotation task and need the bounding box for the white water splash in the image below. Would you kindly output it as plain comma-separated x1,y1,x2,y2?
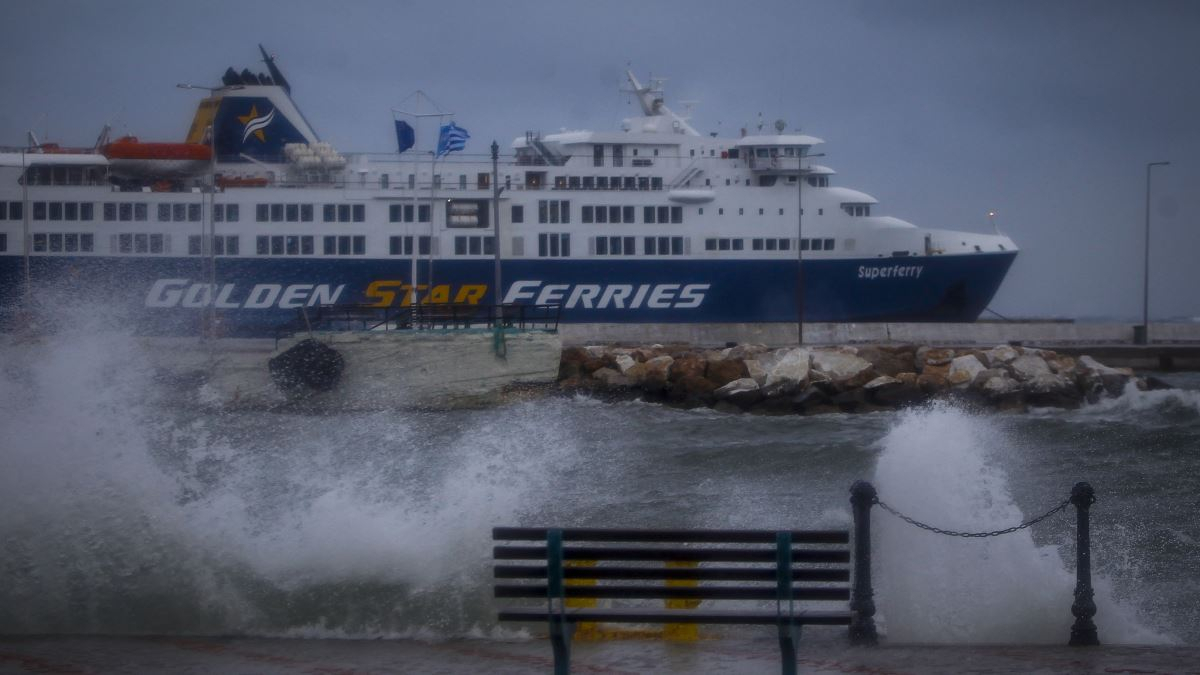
872,403,1168,644
0,323,584,636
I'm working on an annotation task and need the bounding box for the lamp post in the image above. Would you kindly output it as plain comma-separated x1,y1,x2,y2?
491,140,504,312
1138,161,1170,345
796,151,825,345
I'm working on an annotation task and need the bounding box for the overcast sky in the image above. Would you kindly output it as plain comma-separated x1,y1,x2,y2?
2,0,1196,320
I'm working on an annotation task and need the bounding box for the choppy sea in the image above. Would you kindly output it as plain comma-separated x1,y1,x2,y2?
2,325,1199,645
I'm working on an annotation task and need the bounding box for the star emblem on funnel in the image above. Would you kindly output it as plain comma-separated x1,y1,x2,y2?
238,105,276,143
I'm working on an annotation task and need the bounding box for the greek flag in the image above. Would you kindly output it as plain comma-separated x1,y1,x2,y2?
394,120,415,154
436,121,470,157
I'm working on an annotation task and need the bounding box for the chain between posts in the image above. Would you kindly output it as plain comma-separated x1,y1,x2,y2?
873,495,1074,538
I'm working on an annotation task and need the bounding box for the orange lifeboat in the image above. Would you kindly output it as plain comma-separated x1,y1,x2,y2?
102,136,212,178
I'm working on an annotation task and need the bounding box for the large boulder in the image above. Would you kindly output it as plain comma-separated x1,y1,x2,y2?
707,358,748,387
857,346,915,377
947,354,987,387
667,374,718,406
981,345,1019,368
668,354,707,382
811,349,874,391
614,353,638,374
713,377,763,408
762,347,811,396
916,347,955,371
1026,373,1083,408
591,367,632,388
1009,354,1052,382
866,375,925,407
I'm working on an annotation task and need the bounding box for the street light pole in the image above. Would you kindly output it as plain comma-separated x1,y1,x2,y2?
796,151,825,346
1140,161,1170,345
491,140,503,311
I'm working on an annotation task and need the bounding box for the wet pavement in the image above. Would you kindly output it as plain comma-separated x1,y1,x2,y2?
2,636,1199,674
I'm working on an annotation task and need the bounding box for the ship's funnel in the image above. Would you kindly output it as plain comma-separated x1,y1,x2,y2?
185,49,317,163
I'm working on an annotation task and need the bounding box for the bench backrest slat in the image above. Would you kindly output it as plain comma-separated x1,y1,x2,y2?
493,564,849,582
494,545,849,564
495,585,850,601
493,527,849,545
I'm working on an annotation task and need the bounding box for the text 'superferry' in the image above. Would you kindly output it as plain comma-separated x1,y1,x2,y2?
0,46,1017,336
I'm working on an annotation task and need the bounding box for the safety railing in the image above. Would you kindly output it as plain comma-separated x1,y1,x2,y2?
274,303,560,344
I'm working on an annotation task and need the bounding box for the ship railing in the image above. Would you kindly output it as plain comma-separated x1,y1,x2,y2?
273,303,560,344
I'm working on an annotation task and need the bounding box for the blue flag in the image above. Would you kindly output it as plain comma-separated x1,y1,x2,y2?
394,120,415,154
436,121,469,157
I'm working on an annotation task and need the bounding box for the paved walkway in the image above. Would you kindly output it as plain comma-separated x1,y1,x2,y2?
2,636,1199,674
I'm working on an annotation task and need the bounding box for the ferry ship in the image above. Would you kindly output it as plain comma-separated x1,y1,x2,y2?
0,47,1016,336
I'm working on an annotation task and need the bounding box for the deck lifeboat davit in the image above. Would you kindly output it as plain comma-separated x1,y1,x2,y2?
102,136,212,179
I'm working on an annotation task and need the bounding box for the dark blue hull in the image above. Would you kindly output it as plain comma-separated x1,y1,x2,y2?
0,252,1016,336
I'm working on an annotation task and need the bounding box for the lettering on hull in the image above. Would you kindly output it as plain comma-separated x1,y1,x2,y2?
146,279,345,309
503,281,710,310
857,265,924,280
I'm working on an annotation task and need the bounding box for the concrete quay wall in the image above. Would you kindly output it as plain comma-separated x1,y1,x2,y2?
559,321,1200,348
559,322,1200,370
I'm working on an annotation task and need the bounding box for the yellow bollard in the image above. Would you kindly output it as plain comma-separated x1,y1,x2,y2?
663,560,700,641
565,559,602,640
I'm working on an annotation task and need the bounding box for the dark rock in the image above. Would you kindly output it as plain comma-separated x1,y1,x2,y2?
1144,375,1174,391
269,339,344,392
706,358,748,387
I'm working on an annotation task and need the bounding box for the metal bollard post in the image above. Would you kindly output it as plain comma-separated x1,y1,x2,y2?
849,480,879,645
1069,482,1100,646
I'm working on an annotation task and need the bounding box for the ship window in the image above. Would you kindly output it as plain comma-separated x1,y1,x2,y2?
32,202,46,220
643,207,654,223
409,174,416,189
336,204,350,222
353,204,365,222
257,204,269,222
623,206,635,223
651,177,662,191
594,206,607,223
132,203,146,221
353,235,365,255
79,203,92,221
460,174,467,190
257,236,269,255
612,145,623,168
582,206,593,224
738,208,744,216
33,233,47,252
0,202,6,220
323,204,336,222
402,204,414,222
226,204,239,222
418,235,431,255
298,235,312,255
149,234,164,254
705,238,716,251
597,176,608,190
322,236,335,255
213,205,224,223
286,235,299,255
433,175,441,189
49,233,62,252
49,202,63,220
286,204,299,222
767,239,778,251
638,177,649,191
171,204,184,222
0,233,6,252
595,236,607,255
81,233,93,252
538,233,570,257
780,239,791,251
818,208,823,216
554,176,567,190
189,204,201,222
594,145,604,167
671,236,683,255
718,238,730,251
752,238,763,251
671,206,683,224
270,236,284,255
418,205,430,222
733,239,744,251
389,204,401,223
779,208,784,216
118,203,132,221
269,203,282,222
511,204,524,223
455,236,467,255
569,176,580,190
65,233,78,252
608,206,620,223
623,177,636,191
132,233,147,253
657,206,669,223
469,236,482,255
389,235,408,255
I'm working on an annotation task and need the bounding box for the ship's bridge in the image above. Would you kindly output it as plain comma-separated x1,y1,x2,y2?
735,134,824,173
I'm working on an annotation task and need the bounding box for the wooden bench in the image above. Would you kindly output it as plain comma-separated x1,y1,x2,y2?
493,500,880,675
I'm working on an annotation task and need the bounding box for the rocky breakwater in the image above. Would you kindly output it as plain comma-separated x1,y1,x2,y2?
557,344,1166,414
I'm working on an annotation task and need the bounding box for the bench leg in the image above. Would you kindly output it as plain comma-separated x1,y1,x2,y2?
778,622,800,675
550,616,573,675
